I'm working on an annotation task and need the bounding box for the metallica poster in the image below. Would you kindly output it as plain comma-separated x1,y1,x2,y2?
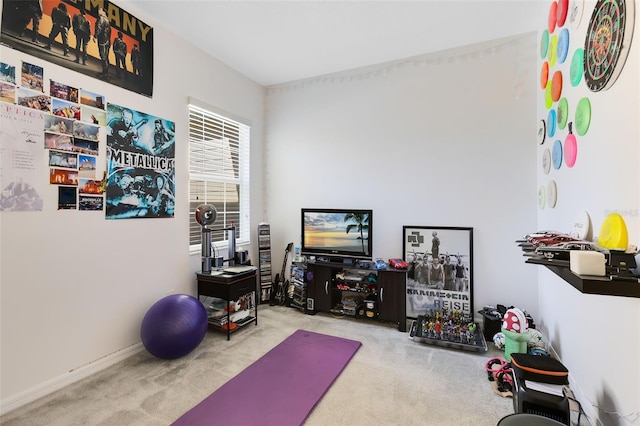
403,226,474,318
105,103,175,219
1,0,154,97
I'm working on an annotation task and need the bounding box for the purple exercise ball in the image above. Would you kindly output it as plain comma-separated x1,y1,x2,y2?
141,294,208,359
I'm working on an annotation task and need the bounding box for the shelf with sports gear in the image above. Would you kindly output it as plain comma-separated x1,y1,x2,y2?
301,260,407,332
524,257,640,298
257,223,273,304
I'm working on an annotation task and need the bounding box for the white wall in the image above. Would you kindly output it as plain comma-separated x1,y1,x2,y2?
0,2,265,412
535,2,640,424
3,1,638,423
263,35,539,322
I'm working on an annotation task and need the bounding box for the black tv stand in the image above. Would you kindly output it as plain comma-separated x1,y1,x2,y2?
315,257,373,266
303,261,407,332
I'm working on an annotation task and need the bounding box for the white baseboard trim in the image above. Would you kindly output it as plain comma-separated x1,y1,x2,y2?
0,343,144,416
547,343,598,426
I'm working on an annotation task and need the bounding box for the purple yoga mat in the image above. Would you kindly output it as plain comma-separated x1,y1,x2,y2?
172,329,362,426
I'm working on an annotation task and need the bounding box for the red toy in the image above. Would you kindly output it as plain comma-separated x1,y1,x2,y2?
389,258,408,269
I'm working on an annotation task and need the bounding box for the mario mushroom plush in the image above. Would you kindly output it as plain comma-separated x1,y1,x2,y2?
501,307,531,361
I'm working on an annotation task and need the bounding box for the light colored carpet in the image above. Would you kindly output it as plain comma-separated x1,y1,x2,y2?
2,306,521,425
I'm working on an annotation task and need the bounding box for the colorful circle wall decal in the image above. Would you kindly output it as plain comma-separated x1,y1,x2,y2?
557,28,570,63
552,139,563,169
570,48,585,86
551,71,563,101
584,0,636,92
539,185,547,209
564,125,578,168
541,30,550,58
549,1,559,33
557,0,569,26
542,148,552,174
547,180,558,208
575,97,592,136
538,119,547,145
557,97,569,129
540,61,549,89
547,109,557,137
570,0,585,29
545,81,554,109
548,35,559,67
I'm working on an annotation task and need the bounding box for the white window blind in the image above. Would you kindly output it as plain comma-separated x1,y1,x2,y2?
189,103,250,251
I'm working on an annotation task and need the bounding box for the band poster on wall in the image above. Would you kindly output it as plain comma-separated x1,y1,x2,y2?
0,0,154,97
403,226,474,319
105,103,175,219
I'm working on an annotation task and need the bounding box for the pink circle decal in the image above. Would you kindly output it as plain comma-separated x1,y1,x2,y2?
564,133,577,167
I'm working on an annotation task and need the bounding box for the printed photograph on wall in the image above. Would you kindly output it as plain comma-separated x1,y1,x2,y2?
48,149,77,169
105,103,175,219
49,79,78,102
0,102,45,212
17,87,51,112
21,61,43,91
403,226,474,319
0,62,16,84
79,194,103,211
58,185,76,209
1,0,154,97
0,82,15,102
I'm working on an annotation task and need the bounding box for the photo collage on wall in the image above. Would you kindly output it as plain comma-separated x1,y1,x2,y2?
1,57,175,218
0,59,106,211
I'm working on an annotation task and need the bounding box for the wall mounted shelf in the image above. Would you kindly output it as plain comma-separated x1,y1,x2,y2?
525,258,640,298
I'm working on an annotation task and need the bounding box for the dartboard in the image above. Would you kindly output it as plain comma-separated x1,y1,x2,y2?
584,0,635,92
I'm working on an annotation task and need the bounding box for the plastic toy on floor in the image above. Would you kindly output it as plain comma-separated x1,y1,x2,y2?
501,307,531,361
485,357,514,398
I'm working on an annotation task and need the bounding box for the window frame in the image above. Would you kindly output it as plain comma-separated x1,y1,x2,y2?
188,98,250,254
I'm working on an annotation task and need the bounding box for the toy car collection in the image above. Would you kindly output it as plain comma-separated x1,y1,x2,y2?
519,233,579,251
535,240,606,260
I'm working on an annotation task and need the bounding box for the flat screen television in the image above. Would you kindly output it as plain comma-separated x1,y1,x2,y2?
301,208,372,262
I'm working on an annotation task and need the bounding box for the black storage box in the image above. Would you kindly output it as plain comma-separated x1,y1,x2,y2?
478,310,502,342
510,353,569,385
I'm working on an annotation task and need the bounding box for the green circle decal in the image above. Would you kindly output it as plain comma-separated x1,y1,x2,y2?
570,48,584,87
557,98,569,130
575,97,592,136
541,30,550,58
548,35,558,67
545,81,553,109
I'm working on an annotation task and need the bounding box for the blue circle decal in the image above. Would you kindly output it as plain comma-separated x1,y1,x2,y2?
557,28,570,64
552,139,563,170
547,109,557,137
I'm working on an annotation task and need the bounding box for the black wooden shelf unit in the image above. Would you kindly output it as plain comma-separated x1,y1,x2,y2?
525,258,640,298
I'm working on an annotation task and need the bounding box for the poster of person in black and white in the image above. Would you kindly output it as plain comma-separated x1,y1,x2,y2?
105,103,175,219
1,0,154,97
403,226,474,319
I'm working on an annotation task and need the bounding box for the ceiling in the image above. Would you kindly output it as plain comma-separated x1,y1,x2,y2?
124,1,542,87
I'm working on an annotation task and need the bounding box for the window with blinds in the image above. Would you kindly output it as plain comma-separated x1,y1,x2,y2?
189,103,250,252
